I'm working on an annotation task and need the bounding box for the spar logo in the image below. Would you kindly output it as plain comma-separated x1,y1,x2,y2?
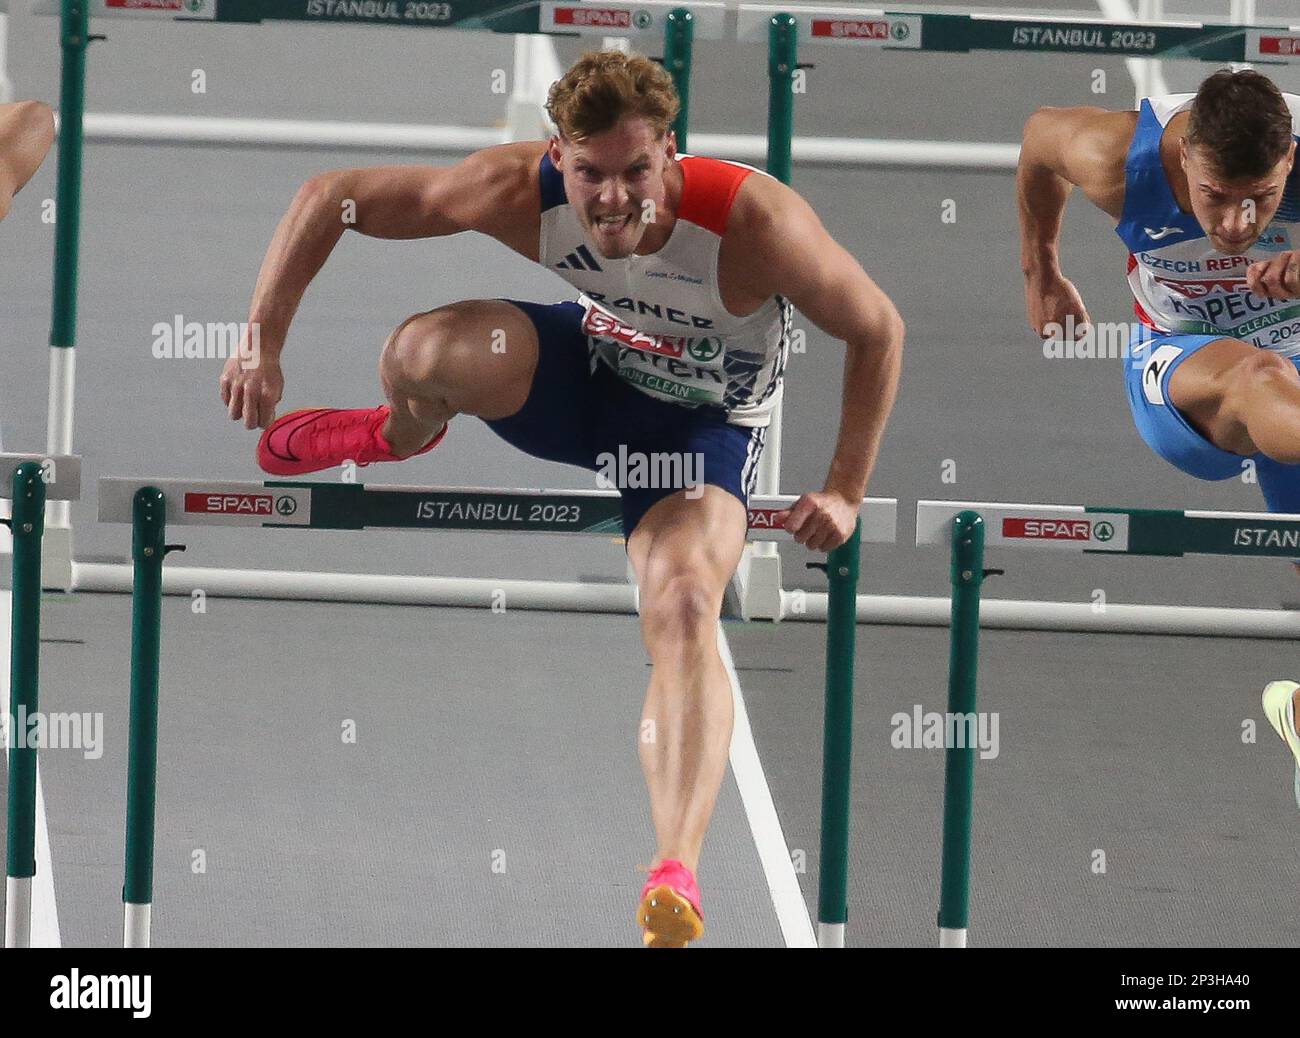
553,6,651,29
747,507,787,532
583,307,685,358
183,492,296,517
686,337,722,363
813,18,889,40
1151,275,1247,297
811,18,910,42
108,0,208,9
1002,517,1114,542
1258,35,1299,57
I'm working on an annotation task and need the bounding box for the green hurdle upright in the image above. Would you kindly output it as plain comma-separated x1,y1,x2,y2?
817,519,861,948
1,453,81,949
663,8,694,151
937,511,984,949
765,12,797,184
4,464,47,949
122,487,172,948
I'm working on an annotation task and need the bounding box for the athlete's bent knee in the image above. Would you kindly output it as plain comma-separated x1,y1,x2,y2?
1225,350,1299,413
641,572,720,647
381,308,458,391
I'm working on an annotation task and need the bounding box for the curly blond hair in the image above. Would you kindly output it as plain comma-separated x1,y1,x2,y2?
546,50,680,141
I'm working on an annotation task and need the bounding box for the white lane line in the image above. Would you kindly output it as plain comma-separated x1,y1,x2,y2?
1,583,63,947
32,763,61,947
718,624,817,948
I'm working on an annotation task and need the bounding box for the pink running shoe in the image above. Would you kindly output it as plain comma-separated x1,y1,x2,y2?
256,406,446,477
637,859,704,948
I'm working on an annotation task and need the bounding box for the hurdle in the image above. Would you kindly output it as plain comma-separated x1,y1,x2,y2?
2,453,81,949
96,477,896,948
916,498,1300,948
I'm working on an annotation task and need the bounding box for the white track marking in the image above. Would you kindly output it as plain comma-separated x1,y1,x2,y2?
718,624,817,947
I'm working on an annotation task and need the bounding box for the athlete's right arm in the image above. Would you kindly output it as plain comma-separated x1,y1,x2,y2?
220,144,539,429
1017,106,1133,337
0,100,56,224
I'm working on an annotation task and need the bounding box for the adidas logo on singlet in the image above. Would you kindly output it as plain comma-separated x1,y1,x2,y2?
556,245,604,272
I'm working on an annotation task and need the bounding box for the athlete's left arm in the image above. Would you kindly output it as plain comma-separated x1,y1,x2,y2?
728,176,904,552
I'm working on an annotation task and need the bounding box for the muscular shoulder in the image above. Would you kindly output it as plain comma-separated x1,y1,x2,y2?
723,172,818,260
717,170,827,307
461,140,547,258
1025,106,1138,217
467,140,547,190
723,169,793,233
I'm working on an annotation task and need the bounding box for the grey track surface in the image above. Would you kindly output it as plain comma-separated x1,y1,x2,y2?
2,0,1299,946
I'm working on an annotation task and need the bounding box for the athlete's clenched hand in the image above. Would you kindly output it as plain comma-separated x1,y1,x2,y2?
1247,250,1300,301
1025,271,1091,339
780,489,859,553
219,330,284,431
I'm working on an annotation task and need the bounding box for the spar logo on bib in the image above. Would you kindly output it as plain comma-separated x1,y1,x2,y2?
686,337,722,363
582,306,686,358
1002,517,1113,542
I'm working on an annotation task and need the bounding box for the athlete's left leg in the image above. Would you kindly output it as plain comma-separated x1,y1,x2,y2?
0,101,55,223
1133,336,1300,800
1167,337,1300,462
626,485,747,878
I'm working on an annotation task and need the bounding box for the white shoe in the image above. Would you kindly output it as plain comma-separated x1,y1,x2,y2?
1261,681,1300,811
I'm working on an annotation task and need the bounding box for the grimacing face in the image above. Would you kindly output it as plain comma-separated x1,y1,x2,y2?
1179,138,1296,255
549,116,676,259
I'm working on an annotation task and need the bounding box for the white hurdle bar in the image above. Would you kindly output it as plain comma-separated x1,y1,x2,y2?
81,480,898,614
70,486,1300,638
907,499,1300,639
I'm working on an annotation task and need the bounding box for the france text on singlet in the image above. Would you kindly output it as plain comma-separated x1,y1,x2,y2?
537,151,792,428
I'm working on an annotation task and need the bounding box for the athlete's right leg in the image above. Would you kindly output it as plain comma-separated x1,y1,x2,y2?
1167,338,1300,463
258,298,597,476
378,299,540,457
